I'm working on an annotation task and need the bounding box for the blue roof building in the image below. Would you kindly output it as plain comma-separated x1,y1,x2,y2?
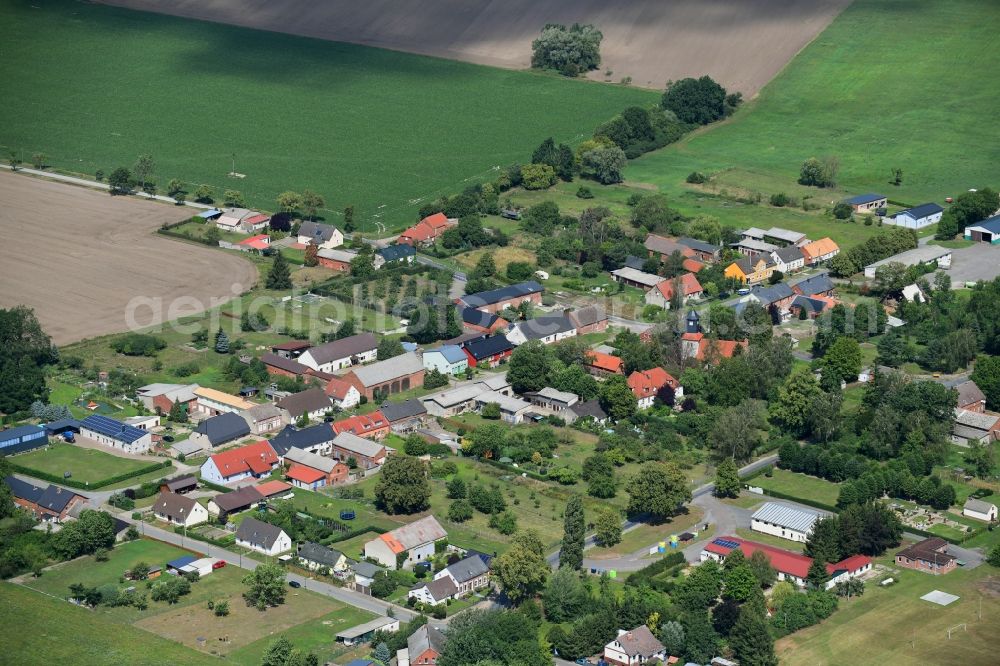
423,345,470,376
377,244,416,263
965,214,1000,244
0,424,48,455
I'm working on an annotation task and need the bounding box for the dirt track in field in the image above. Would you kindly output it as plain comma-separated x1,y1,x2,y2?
99,0,850,96
0,172,257,346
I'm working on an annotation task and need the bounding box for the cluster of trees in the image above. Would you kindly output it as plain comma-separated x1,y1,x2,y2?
530,23,603,76
440,214,508,252
463,421,559,463
828,228,918,277
805,503,903,560
29,400,71,422
594,106,688,160
374,455,431,514
439,606,549,666
505,339,600,397
259,636,319,666
405,301,463,344
798,156,840,188
274,189,326,221
51,510,117,559
661,76,742,126
935,187,999,239
0,306,57,413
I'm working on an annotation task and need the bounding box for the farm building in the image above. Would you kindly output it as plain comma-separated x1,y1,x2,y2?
379,400,427,433
79,414,153,454
889,203,944,229
474,390,533,424
331,431,387,469
276,388,334,423
0,424,48,455
644,234,694,261
702,536,871,588
260,352,309,378
790,272,835,297
643,272,703,309
610,267,665,290
5,476,85,522
964,214,1000,244
337,617,400,647
745,282,796,317
377,244,416,264
956,380,987,413
364,515,446,569
527,387,579,414
298,333,378,373
398,212,454,247
567,305,609,335
603,625,667,666
750,502,826,543
283,447,349,488
297,221,344,249
843,193,887,214
505,314,577,346
297,541,351,573
585,351,624,377
152,492,209,527
461,335,514,368
789,294,836,319
136,383,199,414
628,368,682,409
341,352,425,400
331,412,390,440
408,576,458,606
254,480,292,500
863,245,952,278
742,226,808,248
423,345,470,376
895,537,956,575
206,485,263,517
458,281,543,315
770,245,806,273
316,248,359,272
189,412,251,450
192,386,254,417
271,340,311,358
268,423,336,456
240,403,286,435
677,236,721,261
963,498,998,522
215,208,270,233
950,409,1000,444
200,440,279,485
235,517,291,556
160,475,197,494
458,307,507,334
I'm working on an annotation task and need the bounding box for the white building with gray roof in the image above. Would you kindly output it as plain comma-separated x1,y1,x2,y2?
750,501,828,543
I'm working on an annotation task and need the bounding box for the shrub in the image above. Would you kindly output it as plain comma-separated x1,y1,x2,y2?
770,192,790,207
111,334,166,357
686,171,707,184
521,163,558,190
576,186,594,199
832,202,854,220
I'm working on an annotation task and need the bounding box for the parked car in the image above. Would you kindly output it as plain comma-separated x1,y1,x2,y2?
162,435,174,442
212,560,227,570
288,580,301,588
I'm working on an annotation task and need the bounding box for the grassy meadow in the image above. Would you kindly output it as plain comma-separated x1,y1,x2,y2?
13,443,157,485
0,0,655,230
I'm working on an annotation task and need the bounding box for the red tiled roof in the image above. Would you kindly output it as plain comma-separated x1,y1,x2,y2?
209,441,278,478
238,234,270,250
272,340,311,352
627,367,678,398
332,412,388,437
244,214,270,225
586,351,624,374
287,464,326,484
705,536,813,579
400,221,435,243
255,480,292,497
828,554,871,574
325,377,356,400
422,212,450,230
654,273,703,300
682,258,704,273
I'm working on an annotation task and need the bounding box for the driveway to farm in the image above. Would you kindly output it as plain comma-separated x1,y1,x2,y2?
942,243,1000,286
0,171,257,346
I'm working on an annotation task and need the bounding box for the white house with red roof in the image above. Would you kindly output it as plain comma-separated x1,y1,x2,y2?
325,377,362,410
643,273,703,310
215,208,270,234
627,368,682,410
398,213,455,247
364,515,447,569
701,535,871,589
237,234,270,252
200,440,279,485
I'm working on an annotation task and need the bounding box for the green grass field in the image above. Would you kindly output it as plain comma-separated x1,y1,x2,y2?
0,0,655,229
754,468,841,508
13,442,158,485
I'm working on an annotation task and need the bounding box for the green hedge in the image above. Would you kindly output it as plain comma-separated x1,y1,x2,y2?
173,526,234,548
197,478,233,494
902,524,983,546
476,456,550,483
9,459,172,491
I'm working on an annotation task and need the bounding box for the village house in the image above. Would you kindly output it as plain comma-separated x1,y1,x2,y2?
351,561,385,592
240,403,286,435
789,294,836,319
192,386,255,417
341,352,425,400
702,536,871,588
457,281,544,315
152,492,209,527
585,351,625,377
324,376,363,410
461,335,514,368
136,383,199,415
397,625,446,666
207,485,263,518
750,502,826,543
790,272,836,298
964,214,1000,244
268,423,336,457
215,208,270,233
160,475,198,494
379,400,428,433
643,272,703,310
297,221,344,249
435,555,490,596
963,498,998,522
422,384,491,418
505,314,577,346
189,412,251,450
770,245,806,273
644,234,694,262
398,212,454,246
744,282,796,319
527,387,579,414
610,267,665,290
298,333,379,373
408,577,458,606
0,424,48,455
283,447,349,488
200,440,279,485
889,203,944,229
603,626,667,666
331,431,388,469
276,387,334,423
951,409,1000,444
377,244,416,265
236,234,270,252
271,340,311,359
843,193,887,214
628,368,682,409
297,541,351,573
956,380,987,413
474,390,533,424
725,256,776,285
78,414,153,454
235,517,292,556
677,236,721,262
5,476,85,522
458,307,507,334
895,537,957,575
567,305,609,335
800,237,840,265
733,237,779,258
331,412,390,440
365,515,447,569
423,345,469,376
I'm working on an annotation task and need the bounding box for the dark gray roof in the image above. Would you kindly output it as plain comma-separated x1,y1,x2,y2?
844,193,886,205
623,255,646,270
570,399,608,421
37,485,80,514
791,295,826,314
163,475,197,492
268,423,336,456
43,419,79,435
298,221,339,243
416,576,458,602
276,388,332,418
894,203,943,220
459,307,501,329
614,625,665,658
351,560,384,578
968,214,1000,234
303,333,378,365
377,244,416,262
772,245,804,263
297,541,345,567
460,281,543,308
568,306,606,329
790,272,834,296
194,412,251,446
80,414,148,444
750,282,794,306
153,492,200,520
957,381,986,407
512,314,575,340
678,237,720,254
260,352,308,375
462,335,513,360
408,625,447,658
211,485,263,513
444,555,489,583
236,516,286,548
5,475,44,503
379,399,427,423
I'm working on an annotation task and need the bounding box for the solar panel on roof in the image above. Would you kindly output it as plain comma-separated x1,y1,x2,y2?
81,414,147,444
713,538,741,549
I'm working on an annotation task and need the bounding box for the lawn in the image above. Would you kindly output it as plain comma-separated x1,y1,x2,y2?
588,505,705,560
0,583,221,666
776,556,1000,665
12,442,159,485
753,468,841,508
0,0,655,230
735,527,805,553
226,606,375,666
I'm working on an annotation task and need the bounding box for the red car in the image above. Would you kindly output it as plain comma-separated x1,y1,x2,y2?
212,560,227,570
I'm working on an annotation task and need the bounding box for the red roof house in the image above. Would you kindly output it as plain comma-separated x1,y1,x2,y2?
585,351,625,377
331,412,390,440
627,367,681,409
398,213,454,246
681,332,746,364
702,536,872,588
237,234,271,251
644,273,704,309
201,440,279,484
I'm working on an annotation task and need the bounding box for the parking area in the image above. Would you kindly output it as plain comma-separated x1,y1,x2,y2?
945,242,1000,285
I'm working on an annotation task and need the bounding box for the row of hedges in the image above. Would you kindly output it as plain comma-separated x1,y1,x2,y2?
901,523,984,546
9,459,172,491
197,478,233,494
157,227,218,247
325,525,386,548
475,456,550,483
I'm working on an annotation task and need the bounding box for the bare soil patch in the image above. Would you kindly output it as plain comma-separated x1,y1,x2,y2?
0,172,257,346
100,0,850,95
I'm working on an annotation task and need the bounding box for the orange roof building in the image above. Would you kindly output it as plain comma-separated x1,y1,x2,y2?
644,272,704,310
255,480,292,498
364,515,447,569
628,368,682,409
331,411,390,440
286,464,326,488
801,237,840,265
681,332,746,363
201,440,279,484
398,213,454,246
585,351,625,376
682,258,705,273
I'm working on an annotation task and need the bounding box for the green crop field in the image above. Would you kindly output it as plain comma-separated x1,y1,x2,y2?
0,0,655,230
13,442,158,485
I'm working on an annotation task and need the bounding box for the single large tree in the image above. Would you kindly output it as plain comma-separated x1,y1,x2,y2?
599,375,638,421
133,154,155,191
492,531,549,605
266,252,293,290
0,306,56,414
242,562,287,609
729,604,777,666
625,462,692,522
559,495,585,570
661,76,726,125
542,567,588,622
713,458,741,498
593,506,622,547
374,455,431,514
507,340,553,394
